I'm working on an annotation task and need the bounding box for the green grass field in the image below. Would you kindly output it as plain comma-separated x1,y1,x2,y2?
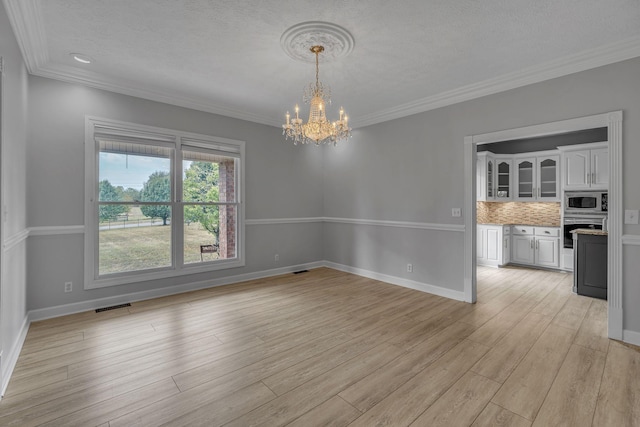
99,222,221,275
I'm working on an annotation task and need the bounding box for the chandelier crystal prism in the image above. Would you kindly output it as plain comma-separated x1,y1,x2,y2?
282,45,351,146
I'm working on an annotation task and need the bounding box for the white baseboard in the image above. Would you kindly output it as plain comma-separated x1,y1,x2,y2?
1,315,30,398
623,329,640,347
2,259,460,399
608,306,624,341
324,261,466,302
29,261,325,322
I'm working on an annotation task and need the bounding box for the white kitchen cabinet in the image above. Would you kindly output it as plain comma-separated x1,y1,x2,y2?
513,152,559,202
477,224,510,267
512,234,535,265
535,227,560,268
510,226,560,268
560,142,608,190
590,148,609,189
477,152,495,201
495,158,512,201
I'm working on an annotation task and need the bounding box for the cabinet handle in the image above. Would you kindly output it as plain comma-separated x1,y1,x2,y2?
592,172,596,184
538,187,541,198
530,239,534,249
504,238,507,248
536,240,539,249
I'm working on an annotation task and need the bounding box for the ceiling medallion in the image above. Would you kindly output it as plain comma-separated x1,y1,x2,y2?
280,21,355,63
281,23,354,146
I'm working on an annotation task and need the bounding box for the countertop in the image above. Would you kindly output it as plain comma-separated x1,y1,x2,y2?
478,223,560,227
571,228,608,236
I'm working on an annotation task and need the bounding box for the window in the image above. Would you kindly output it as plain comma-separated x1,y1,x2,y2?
85,117,244,289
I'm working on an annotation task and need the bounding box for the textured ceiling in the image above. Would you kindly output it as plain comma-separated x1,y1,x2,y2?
5,0,640,127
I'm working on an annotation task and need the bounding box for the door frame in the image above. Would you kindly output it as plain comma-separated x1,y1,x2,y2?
463,111,623,339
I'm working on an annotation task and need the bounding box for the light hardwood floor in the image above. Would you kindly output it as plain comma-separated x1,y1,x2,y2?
1,266,638,426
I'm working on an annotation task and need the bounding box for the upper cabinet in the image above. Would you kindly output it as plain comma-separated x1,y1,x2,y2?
559,142,608,190
513,151,560,202
495,159,512,201
477,152,511,202
477,152,494,201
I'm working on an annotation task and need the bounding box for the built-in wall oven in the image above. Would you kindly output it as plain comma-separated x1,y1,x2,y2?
563,215,606,249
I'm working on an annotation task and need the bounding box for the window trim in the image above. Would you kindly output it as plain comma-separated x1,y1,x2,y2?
84,116,245,289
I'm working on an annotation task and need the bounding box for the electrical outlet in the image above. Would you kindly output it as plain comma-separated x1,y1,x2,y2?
407,263,413,273
625,209,639,225
64,282,72,293
275,254,279,262
451,208,462,217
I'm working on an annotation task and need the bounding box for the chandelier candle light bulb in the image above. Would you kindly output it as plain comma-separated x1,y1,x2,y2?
282,45,352,146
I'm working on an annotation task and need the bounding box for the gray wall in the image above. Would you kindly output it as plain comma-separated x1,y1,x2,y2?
324,57,640,334
26,76,324,310
12,17,640,340
0,2,29,385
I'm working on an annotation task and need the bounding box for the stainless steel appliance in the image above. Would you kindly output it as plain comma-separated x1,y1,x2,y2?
563,215,606,249
565,191,608,214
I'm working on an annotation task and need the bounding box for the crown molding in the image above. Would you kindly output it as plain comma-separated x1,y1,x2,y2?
32,63,280,127
353,36,640,128
6,0,640,129
2,0,48,72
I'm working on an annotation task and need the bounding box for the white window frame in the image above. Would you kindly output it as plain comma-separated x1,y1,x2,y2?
84,116,245,289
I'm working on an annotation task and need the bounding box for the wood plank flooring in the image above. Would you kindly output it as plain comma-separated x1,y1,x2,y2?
1,266,638,426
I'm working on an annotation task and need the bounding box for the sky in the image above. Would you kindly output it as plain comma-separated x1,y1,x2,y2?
99,153,169,190
99,153,193,190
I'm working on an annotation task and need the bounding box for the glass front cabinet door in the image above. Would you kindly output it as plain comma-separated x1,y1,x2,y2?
496,159,512,200
486,158,495,200
515,158,535,200
537,155,559,200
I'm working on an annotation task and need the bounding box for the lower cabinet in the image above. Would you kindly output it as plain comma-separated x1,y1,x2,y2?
511,226,560,268
477,225,510,267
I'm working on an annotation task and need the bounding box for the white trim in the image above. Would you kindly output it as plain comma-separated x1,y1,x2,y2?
471,112,612,145
0,315,29,398
27,259,469,322
324,261,466,302
1,0,48,73
7,0,640,129
33,64,278,127
607,111,623,340
355,37,640,128
83,116,246,290
464,111,624,340
29,261,325,322
323,217,465,232
3,228,28,251
29,225,85,236
556,141,608,152
463,138,477,303
622,234,640,246
246,217,324,226
17,217,464,238
623,329,640,347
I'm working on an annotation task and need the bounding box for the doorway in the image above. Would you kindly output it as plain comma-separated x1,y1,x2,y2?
463,111,623,339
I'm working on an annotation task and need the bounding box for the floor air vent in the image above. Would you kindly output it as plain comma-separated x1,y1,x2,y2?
96,303,131,313
293,270,309,274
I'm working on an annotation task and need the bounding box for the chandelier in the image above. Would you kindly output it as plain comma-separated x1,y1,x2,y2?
282,45,351,146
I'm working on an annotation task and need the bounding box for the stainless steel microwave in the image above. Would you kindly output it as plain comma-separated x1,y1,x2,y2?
565,191,608,213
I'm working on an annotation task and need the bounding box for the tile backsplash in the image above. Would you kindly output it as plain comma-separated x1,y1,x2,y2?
477,202,561,226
